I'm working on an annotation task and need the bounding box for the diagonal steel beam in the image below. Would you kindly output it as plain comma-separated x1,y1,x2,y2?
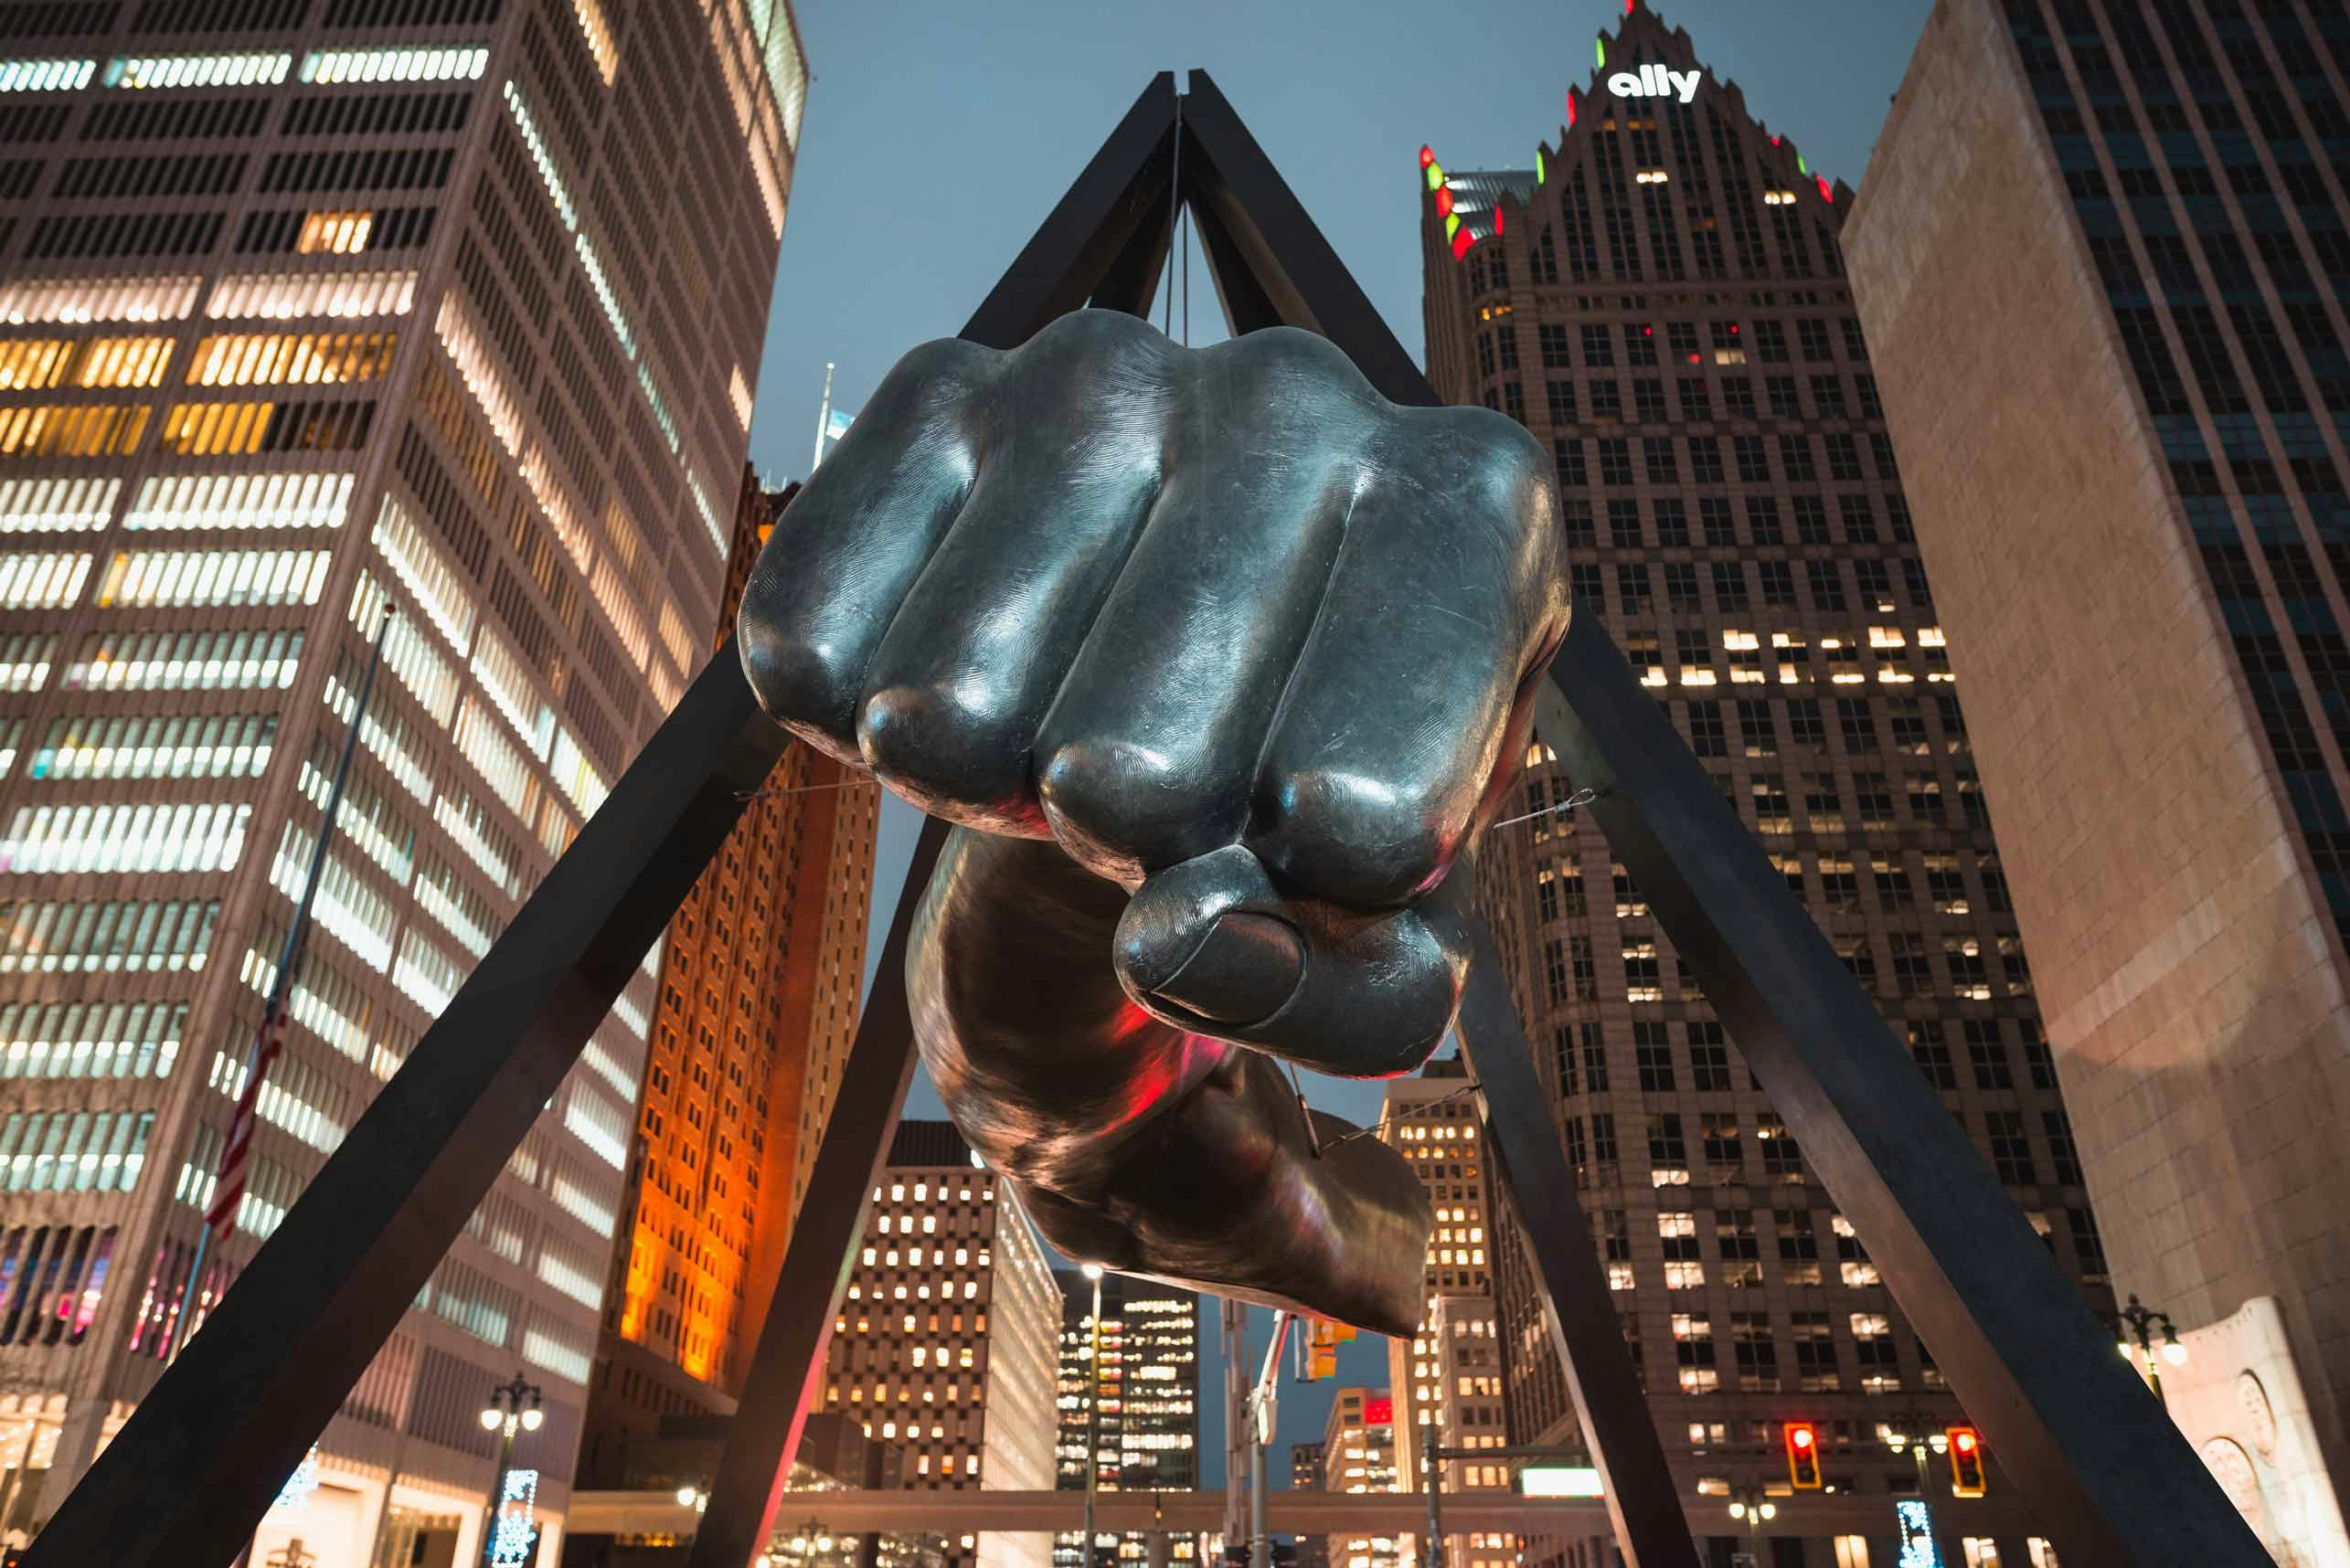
1535,615,2269,1566
25,644,786,1568
1454,924,1705,1566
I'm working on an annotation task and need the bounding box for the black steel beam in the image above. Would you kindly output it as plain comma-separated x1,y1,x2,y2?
1175,70,1436,407
1185,193,1285,340
1534,615,2269,1567
26,644,787,1568
1456,925,1701,1567
684,816,949,1568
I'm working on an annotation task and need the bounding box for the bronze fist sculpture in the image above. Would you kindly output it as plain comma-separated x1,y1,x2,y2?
740,311,1566,1334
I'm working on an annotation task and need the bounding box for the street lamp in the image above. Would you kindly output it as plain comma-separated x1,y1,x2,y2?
1876,1407,1951,1498
675,1484,710,1513
476,1371,543,1568
2100,1293,2189,1407
1080,1263,1105,1568
1726,1487,1777,1563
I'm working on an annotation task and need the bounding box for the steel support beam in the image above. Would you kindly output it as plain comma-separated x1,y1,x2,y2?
25,645,787,1568
1456,927,1698,1566
683,816,947,1568
1534,614,2268,1565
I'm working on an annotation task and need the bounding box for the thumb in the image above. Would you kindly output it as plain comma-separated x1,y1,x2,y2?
1112,844,1473,1078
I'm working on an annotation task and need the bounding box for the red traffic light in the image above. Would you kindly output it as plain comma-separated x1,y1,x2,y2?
1783,1422,1822,1489
1947,1425,1986,1497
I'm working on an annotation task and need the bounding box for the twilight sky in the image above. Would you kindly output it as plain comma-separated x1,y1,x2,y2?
737,0,1933,1488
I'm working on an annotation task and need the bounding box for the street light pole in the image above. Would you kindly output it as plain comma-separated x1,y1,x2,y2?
2101,1293,2190,1409
476,1371,543,1568
1080,1264,1104,1568
1725,1487,1776,1565
1421,1423,1446,1568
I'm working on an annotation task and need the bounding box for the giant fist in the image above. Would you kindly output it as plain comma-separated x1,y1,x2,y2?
740,311,1566,1334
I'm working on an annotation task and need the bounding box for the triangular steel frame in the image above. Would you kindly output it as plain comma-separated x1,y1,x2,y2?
27,70,2267,1568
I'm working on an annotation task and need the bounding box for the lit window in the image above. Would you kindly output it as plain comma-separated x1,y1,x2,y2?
0,406,150,460
297,210,375,255
186,332,397,387
1,800,253,875
105,53,292,90
0,553,92,610
0,275,199,326
96,549,330,610
297,46,489,86
126,471,353,533
207,270,417,323
0,59,96,93
568,0,619,84
0,478,120,535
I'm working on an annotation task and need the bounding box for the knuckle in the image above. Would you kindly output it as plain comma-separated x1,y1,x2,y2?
1255,763,1452,908
856,682,1035,823
1038,737,1236,875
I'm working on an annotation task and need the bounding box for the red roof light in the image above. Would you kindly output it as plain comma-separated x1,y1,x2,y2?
1495,206,1505,235
1436,186,1453,217
1451,228,1475,260
1420,145,1435,167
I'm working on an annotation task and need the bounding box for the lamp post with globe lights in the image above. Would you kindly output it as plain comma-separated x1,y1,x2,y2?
1876,1407,1950,1497
2100,1293,2189,1408
1726,1486,1776,1564
475,1372,542,1567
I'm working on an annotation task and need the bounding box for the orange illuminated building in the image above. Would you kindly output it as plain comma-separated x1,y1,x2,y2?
579,468,880,1476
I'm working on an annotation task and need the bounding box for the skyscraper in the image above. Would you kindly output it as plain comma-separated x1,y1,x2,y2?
0,1,806,1561
1288,1441,1328,1568
1375,1060,1514,1568
1052,1269,1200,1568
1845,0,2350,1555
576,472,878,1481
1319,1387,1398,1568
819,1118,1060,1568
1425,5,2103,1563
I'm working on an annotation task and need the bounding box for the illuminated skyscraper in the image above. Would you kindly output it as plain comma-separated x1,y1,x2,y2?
1376,1061,1514,1568
576,473,878,1480
0,2,807,1561
1424,5,2103,1563
1847,0,2350,1552
1320,1387,1399,1568
820,1119,1060,1568
1052,1268,1199,1568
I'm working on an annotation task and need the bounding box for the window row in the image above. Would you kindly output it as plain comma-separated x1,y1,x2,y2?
0,1107,154,1194
0,799,253,875
1549,431,1900,489
62,625,303,693
91,546,328,609
28,711,278,782
0,999,186,1082
0,273,202,325
0,1224,115,1350
0,334,174,390
0,896,218,973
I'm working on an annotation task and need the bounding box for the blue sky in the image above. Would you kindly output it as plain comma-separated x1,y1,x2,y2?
738,0,1934,1489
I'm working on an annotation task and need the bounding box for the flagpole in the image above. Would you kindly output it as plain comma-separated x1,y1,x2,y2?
165,606,397,1367
811,359,835,471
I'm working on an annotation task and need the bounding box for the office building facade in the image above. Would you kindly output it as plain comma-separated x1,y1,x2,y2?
1320,1387,1399,1568
0,1,806,1562
820,1119,1060,1568
1376,1062,1514,1568
1289,1441,1328,1568
1052,1268,1199,1568
1845,0,2350,1558
577,473,878,1480
1427,5,2100,1563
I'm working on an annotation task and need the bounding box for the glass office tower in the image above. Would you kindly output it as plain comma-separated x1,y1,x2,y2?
0,2,805,1561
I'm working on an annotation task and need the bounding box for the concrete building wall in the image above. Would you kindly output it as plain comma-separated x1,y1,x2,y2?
1845,0,2350,1538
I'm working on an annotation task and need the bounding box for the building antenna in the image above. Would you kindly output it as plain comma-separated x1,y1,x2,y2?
812,359,835,471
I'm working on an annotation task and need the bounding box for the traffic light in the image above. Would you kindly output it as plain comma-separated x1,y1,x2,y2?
1947,1425,1986,1497
1271,1544,1300,1568
1782,1420,1822,1489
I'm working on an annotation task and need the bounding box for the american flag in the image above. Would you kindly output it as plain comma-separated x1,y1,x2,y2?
203,1010,289,1246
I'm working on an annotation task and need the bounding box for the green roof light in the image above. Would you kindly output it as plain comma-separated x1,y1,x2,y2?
1596,34,1607,69
1537,148,1547,185
1425,161,1444,191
